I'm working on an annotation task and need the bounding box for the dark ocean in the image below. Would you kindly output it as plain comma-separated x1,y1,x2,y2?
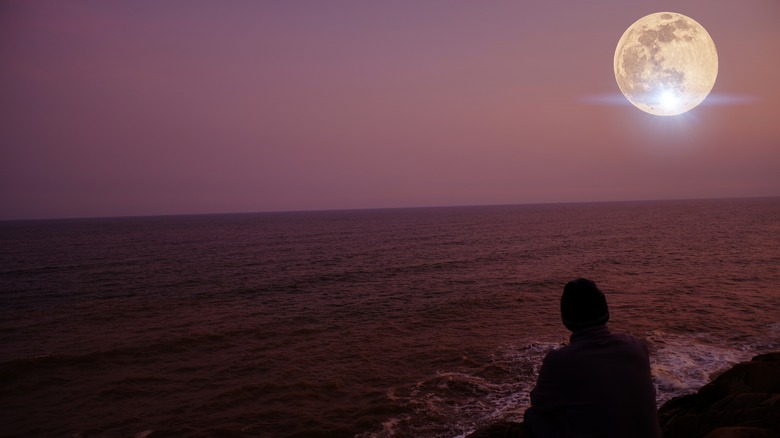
1,198,779,438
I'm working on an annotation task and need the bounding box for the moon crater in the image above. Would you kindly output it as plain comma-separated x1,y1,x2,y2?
614,12,718,116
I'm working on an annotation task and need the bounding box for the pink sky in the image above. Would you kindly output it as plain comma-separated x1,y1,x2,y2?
2,1,779,219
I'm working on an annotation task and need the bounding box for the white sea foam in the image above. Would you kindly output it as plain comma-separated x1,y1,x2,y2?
362,342,562,438
646,330,755,405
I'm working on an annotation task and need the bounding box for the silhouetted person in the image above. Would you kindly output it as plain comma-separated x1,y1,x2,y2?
524,279,661,437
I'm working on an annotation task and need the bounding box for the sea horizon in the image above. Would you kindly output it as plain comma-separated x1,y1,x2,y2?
3,194,778,223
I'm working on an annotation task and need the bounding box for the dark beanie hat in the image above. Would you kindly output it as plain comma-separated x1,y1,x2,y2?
561,278,610,332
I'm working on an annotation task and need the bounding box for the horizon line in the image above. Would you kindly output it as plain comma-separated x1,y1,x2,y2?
2,194,778,223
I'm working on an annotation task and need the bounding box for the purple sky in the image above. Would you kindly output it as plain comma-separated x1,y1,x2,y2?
2,1,779,220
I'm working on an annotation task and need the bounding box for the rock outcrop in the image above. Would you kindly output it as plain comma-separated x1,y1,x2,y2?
466,352,780,438
658,352,780,438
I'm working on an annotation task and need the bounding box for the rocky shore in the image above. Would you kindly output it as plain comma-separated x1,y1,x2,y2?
466,352,780,438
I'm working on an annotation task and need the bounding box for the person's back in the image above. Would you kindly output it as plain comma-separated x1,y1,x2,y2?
524,279,661,438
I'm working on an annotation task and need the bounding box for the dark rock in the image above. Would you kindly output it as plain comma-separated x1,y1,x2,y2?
657,393,698,431
752,352,780,363
659,352,780,438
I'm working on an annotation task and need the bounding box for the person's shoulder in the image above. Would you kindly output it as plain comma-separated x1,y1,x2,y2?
612,332,650,353
542,343,573,365
613,331,647,344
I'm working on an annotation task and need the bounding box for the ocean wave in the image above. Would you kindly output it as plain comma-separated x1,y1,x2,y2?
361,328,780,438
646,329,765,405
359,342,561,438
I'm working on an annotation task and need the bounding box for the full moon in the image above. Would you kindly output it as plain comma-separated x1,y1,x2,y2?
614,12,718,116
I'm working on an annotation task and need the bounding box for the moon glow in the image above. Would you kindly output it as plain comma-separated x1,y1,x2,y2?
614,12,718,116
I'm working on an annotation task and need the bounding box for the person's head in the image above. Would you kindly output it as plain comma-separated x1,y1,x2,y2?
560,278,610,332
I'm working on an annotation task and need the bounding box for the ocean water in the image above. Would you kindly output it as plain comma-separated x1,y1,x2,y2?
1,198,779,437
